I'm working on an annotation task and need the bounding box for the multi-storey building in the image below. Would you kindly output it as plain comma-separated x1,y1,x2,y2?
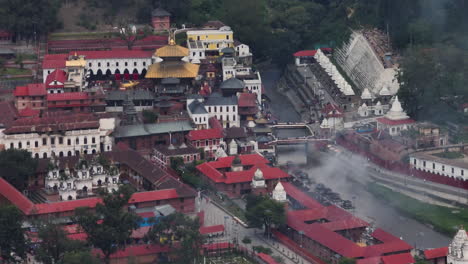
186,128,224,159
13,83,47,111
0,112,115,158
187,92,239,129
187,26,234,58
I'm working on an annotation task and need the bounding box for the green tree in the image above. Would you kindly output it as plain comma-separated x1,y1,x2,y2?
73,185,141,264
142,110,158,124
338,258,356,264
0,0,61,42
146,212,204,264
118,23,152,50
0,149,37,191
14,54,24,69
0,205,27,263
241,236,252,244
35,221,86,264
245,195,285,237
170,157,184,174
60,251,100,264
252,245,272,254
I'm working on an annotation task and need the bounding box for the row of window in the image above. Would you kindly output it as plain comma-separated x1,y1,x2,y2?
35,149,97,159
193,116,207,123
207,106,237,113
216,114,236,122
417,159,465,176
89,61,147,68
10,136,97,149
195,139,220,147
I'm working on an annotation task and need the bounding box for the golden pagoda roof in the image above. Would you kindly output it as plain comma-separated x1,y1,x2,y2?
145,61,199,79
155,44,189,58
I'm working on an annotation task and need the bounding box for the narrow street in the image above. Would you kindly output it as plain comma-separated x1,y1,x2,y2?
197,196,313,264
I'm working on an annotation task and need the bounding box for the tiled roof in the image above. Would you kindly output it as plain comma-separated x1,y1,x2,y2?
377,117,415,125
238,93,257,107
205,93,237,106
188,100,208,114
18,107,40,117
152,8,171,17
220,78,244,90
129,189,179,203
47,92,89,101
154,144,199,156
225,127,246,139
14,83,46,97
208,154,269,168
4,113,100,134
424,247,448,259
187,128,223,141
155,44,189,58
0,101,18,126
199,224,224,235
45,69,67,87
70,50,153,59
106,90,155,101
223,166,289,184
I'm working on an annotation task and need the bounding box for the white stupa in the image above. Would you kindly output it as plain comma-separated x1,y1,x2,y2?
379,86,391,96
272,182,287,202
374,101,383,115
447,227,468,264
251,168,266,188
385,96,409,121
361,88,372,100
320,118,329,129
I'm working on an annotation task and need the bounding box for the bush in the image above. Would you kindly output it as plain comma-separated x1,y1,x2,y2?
252,245,272,255
242,236,252,244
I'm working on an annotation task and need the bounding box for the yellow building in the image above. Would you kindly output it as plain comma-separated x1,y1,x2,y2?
187,26,234,56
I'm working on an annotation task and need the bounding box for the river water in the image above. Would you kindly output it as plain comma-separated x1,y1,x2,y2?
261,68,451,249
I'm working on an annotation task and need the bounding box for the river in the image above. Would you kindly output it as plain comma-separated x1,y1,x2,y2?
261,68,451,249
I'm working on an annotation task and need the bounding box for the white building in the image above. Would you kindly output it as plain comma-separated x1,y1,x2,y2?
235,43,252,58
410,151,468,180
377,96,415,136
0,113,115,158
42,50,152,82
187,93,239,129
45,155,119,201
186,26,234,59
447,227,468,264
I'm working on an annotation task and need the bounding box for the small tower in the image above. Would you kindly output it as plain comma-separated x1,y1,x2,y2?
231,155,243,171
447,226,468,264
229,139,238,155
122,93,139,125
251,168,267,195
272,182,287,202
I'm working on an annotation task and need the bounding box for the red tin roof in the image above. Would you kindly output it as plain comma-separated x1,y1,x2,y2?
293,50,317,57
187,128,223,141
13,83,46,97
377,117,415,126
424,247,448,259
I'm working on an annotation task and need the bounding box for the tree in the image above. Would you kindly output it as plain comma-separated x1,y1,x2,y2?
34,221,86,264
118,23,152,50
142,110,158,124
0,149,37,191
170,157,184,174
15,54,25,69
252,245,272,254
73,185,141,264
0,205,27,263
59,251,100,264
245,195,286,237
338,258,356,264
146,212,204,264
241,236,252,244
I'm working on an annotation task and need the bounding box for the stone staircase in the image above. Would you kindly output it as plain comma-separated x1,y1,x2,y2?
28,189,47,204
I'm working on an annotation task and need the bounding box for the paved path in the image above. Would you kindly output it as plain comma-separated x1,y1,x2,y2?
197,196,313,264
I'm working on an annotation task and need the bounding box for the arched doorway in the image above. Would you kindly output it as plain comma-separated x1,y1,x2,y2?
67,195,73,200
96,69,103,77
92,149,96,154
140,68,147,78
34,153,39,159
67,151,72,157
59,151,64,157
97,179,102,186
115,69,121,74
43,153,47,158
132,68,138,74
75,150,80,156
123,69,130,74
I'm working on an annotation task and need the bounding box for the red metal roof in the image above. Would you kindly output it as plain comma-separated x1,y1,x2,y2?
381,252,414,264
93,244,170,259
45,69,67,87
238,93,257,107
357,257,382,264
42,60,66,69
257,253,280,264
199,224,225,234
47,92,89,101
129,189,179,204
224,166,289,184
13,83,46,97
187,128,223,141
424,247,448,259
377,117,415,126
281,182,322,209
4,113,100,134
371,228,401,243
203,242,234,250
69,50,153,59
0,178,35,214
293,50,317,57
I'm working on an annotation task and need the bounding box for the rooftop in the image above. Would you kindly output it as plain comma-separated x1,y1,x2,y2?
14,83,46,97
113,120,193,138
187,128,223,141
204,93,237,106
145,61,199,79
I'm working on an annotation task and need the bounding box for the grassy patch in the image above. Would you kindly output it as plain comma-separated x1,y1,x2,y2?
432,151,464,159
367,182,468,236
1,68,31,76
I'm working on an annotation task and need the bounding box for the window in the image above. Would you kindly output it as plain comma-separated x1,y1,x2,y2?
42,138,47,146
134,62,137,66
232,106,235,111
84,137,88,144
92,137,96,144
107,62,110,67
116,62,119,66
59,137,63,144
125,62,128,66
76,138,80,144
143,62,146,66
462,170,465,176
423,161,426,167
226,35,229,40
67,139,71,145
51,137,55,145
35,141,38,148
442,165,445,171
413,159,416,165
233,115,236,121
9,143,13,149
98,62,101,67
89,63,92,67
452,168,455,173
